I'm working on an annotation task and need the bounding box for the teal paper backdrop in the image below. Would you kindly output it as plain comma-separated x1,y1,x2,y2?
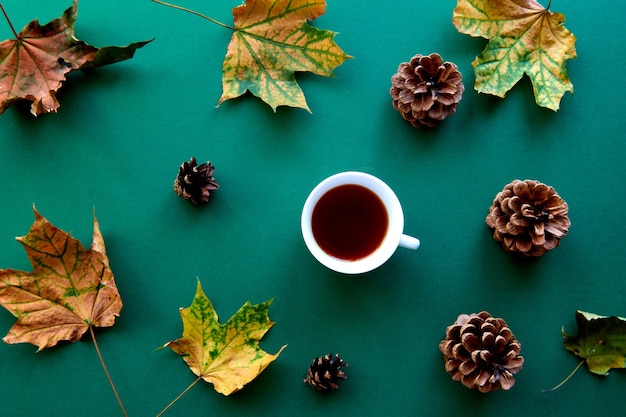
1,0,625,416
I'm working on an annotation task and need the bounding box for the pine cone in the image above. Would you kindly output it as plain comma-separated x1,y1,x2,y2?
390,53,464,128
304,354,348,391
439,312,524,393
173,157,219,204
486,179,570,257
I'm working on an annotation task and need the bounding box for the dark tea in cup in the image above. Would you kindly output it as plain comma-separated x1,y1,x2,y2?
301,172,420,274
311,184,388,260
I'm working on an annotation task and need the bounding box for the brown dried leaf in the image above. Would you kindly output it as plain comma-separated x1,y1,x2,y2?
0,207,122,350
0,0,151,116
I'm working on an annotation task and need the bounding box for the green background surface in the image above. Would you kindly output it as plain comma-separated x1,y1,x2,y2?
1,0,625,416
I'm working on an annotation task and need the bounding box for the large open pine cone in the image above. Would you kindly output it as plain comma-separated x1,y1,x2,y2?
173,157,219,204
439,312,524,393
390,53,464,128
486,179,570,257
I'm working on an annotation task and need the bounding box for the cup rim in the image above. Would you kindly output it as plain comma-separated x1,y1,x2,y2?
301,171,404,274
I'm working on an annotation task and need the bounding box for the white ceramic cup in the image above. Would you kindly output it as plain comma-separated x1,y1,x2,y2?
301,172,420,274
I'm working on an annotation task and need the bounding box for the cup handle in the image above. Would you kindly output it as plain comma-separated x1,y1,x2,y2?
399,234,420,250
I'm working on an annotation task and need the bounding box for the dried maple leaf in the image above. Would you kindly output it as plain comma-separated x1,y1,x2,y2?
153,0,351,112
163,281,286,399
452,0,576,111
0,0,152,116
0,207,122,351
219,0,351,112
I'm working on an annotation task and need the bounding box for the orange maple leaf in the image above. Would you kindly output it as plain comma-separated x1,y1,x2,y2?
0,207,122,351
219,0,351,111
0,0,151,116
152,0,350,112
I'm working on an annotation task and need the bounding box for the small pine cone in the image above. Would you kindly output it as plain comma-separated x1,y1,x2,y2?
486,179,570,257
390,53,464,128
439,312,524,393
304,354,348,391
173,157,219,204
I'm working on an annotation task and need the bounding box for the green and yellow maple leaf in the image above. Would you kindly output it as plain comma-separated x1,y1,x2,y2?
452,0,576,111
218,0,352,112
164,281,286,397
544,310,626,393
563,310,626,376
0,207,122,351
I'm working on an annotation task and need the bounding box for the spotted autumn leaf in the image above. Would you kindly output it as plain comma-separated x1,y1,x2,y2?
219,0,351,112
452,0,576,111
0,207,122,351
153,0,351,112
162,281,285,402
0,0,151,116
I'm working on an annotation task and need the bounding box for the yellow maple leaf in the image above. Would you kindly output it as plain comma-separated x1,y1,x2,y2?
219,0,351,112
452,0,576,110
163,281,286,398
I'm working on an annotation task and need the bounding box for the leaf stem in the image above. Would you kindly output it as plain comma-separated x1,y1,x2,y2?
541,359,585,393
155,376,203,417
90,326,129,417
151,0,234,30
0,3,19,38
